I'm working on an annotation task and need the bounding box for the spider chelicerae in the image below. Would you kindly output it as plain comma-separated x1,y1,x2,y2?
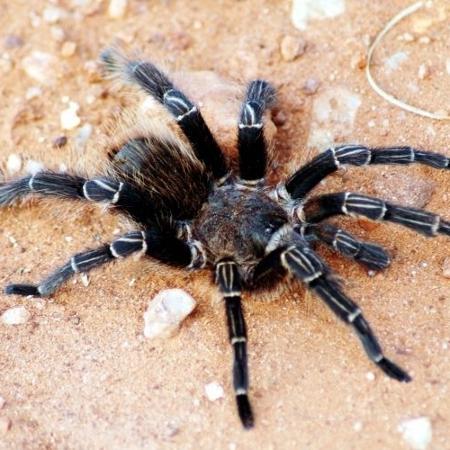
1,49,449,429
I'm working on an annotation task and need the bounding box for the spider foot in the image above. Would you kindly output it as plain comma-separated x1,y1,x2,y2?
5,283,40,296
357,243,391,271
236,394,254,429
377,357,412,383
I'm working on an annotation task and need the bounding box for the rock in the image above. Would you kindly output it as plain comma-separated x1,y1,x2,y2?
302,78,320,95
384,51,408,73
6,154,22,175
4,34,23,49
292,0,346,30
25,160,45,175
143,289,196,339
0,397,5,409
446,59,450,76
442,258,450,278
43,6,67,23
0,417,11,434
372,172,435,208
61,41,77,57
74,123,93,149
204,382,224,401
398,417,432,450
25,86,42,100
53,135,68,148
21,51,56,85
108,0,127,19
50,26,66,42
280,35,306,61
306,86,361,149
60,102,81,130
1,306,30,325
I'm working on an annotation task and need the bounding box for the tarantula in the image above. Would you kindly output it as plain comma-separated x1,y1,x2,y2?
1,49,449,429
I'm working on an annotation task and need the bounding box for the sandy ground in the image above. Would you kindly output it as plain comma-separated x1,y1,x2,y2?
0,1,449,449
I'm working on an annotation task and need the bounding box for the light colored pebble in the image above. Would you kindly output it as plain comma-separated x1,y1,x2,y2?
43,6,67,23
280,35,306,61
7,154,22,175
366,371,375,381
353,421,363,432
350,51,366,70
0,55,13,73
417,64,430,80
384,51,408,73
25,160,45,175
80,274,90,287
1,306,30,325
418,36,431,45
25,86,42,100
74,123,93,149
398,32,415,42
50,26,66,42
204,382,224,401
21,51,55,84
442,258,450,278
291,0,346,30
0,417,11,434
398,417,432,450
143,289,196,339
108,0,128,18
61,41,77,57
60,102,81,130
0,397,5,409
302,78,320,95
445,59,450,76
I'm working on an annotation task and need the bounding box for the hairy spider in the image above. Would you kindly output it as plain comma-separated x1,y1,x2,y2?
1,49,449,429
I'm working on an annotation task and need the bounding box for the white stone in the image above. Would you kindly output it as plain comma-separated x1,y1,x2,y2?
445,59,450,76
384,51,408,73
143,289,196,339
291,0,346,30
75,123,93,149
108,0,127,18
25,86,42,100
0,396,5,409
204,382,224,401
21,51,55,85
1,306,30,325
398,417,432,450
6,154,22,175
43,6,67,23
25,160,45,175
306,86,361,150
60,102,81,130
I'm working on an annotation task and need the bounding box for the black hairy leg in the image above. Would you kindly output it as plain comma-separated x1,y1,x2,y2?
215,260,254,429
0,172,157,226
5,229,203,297
237,80,276,184
303,223,391,271
255,240,410,382
285,145,450,200
303,192,450,237
101,48,229,181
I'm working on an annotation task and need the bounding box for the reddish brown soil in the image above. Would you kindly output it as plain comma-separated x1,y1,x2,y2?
0,1,449,449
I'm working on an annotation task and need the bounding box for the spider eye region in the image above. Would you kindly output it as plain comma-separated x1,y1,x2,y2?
193,185,289,264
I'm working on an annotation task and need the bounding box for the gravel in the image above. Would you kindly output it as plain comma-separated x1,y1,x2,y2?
1,306,30,325
6,154,22,175
398,417,432,450
204,382,225,401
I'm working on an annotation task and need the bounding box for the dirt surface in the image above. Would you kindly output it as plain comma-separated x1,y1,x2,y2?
0,1,449,449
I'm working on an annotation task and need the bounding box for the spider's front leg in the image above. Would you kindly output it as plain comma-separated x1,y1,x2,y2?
215,260,254,429
5,228,205,297
0,172,155,225
253,236,411,382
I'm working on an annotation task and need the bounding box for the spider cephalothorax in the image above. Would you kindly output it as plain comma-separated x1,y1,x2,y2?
1,49,449,429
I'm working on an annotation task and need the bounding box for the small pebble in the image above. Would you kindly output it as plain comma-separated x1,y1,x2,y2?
1,306,30,325
0,397,5,409
53,135,68,148
25,160,44,175
353,421,363,432
442,258,450,278
0,417,11,434
25,86,42,100
418,36,431,45
204,382,224,401
7,154,22,175
302,78,320,95
446,59,450,76
60,102,81,130
0,55,13,73
75,123,93,149
21,51,55,84
84,60,103,83
398,417,432,450
398,32,415,42
61,41,77,58
50,26,66,42
366,371,375,381
143,289,196,339
4,34,24,49
280,35,306,62
43,6,67,23
108,0,128,18
418,64,430,80
80,274,90,287
272,110,287,127
350,52,366,70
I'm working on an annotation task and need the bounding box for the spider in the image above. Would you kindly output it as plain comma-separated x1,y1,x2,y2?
1,49,449,429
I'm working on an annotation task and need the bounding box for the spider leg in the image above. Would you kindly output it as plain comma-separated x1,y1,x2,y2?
303,223,391,271
5,229,205,297
253,240,411,382
215,260,254,429
303,192,450,237
101,48,228,180
0,172,155,225
237,80,276,184
283,145,449,200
